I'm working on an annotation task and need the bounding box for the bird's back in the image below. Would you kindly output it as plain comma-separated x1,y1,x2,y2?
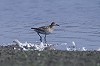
31,26,53,35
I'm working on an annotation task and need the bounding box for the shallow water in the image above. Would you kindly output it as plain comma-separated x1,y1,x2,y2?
0,0,100,50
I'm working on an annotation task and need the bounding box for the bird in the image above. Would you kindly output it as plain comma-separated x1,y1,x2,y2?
31,22,59,43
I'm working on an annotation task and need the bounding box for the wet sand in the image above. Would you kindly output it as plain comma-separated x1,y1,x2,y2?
0,45,100,66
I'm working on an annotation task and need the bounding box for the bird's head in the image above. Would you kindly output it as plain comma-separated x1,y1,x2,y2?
50,22,59,27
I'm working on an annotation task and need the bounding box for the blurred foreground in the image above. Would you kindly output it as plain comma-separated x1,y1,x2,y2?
0,45,100,66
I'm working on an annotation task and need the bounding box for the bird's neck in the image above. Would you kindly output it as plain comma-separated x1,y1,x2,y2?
49,25,55,29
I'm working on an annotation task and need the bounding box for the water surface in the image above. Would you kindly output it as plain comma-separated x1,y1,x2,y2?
0,0,100,50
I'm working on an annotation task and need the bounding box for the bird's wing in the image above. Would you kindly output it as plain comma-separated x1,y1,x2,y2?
31,26,49,31
39,26,49,30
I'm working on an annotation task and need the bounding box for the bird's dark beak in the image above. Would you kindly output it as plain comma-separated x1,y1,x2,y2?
56,24,59,26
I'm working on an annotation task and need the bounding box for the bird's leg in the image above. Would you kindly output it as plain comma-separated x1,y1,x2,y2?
44,33,47,43
37,33,42,42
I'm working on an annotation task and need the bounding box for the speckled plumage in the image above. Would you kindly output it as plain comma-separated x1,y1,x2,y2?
31,22,59,43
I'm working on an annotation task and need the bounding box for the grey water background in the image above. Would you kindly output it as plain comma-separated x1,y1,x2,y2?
0,0,100,50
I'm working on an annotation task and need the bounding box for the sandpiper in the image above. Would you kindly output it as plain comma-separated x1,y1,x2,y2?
31,22,59,43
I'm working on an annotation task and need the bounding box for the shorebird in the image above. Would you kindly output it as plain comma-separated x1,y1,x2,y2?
31,22,59,43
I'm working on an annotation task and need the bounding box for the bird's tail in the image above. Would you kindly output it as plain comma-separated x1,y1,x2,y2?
31,28,37,29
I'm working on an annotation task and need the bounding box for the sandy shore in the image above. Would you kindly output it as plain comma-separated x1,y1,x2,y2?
0,45,100,66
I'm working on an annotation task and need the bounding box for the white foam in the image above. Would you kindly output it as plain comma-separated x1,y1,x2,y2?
13,40,56,51
81,47,87,51
1,39,100,51
97,48,100,51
